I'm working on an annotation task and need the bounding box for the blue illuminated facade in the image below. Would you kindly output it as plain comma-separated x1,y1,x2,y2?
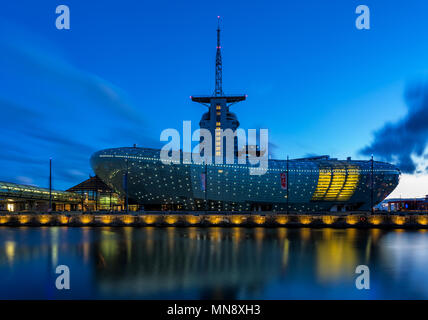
91,148,400,212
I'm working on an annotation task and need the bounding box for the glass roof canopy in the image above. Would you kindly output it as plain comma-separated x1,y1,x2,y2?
0,181,82,203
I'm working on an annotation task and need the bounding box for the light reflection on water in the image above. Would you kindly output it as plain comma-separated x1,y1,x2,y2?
0,226,428,299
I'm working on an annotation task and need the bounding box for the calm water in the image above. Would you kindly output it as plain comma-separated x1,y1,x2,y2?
1,226,428,299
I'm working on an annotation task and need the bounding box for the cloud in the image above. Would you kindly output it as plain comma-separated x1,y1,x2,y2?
268,141,278,158
0,22,158,189
16,176,35,186
387,173,428,199
360,81,428,173
304,153,321,158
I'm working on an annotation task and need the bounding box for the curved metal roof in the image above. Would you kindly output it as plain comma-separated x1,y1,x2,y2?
0,181,82,203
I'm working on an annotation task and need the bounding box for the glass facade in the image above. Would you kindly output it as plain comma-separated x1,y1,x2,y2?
0,181,82,203
91,147,400,212
66,176,124,212
0,181,82,212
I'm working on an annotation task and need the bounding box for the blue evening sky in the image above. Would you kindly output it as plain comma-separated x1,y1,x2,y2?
1,0,428,190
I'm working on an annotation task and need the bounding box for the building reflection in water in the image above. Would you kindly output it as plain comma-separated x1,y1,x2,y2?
315,229,357,283
5,241,16,265
93,227,284,298
2,226,428,299
91,226,370,298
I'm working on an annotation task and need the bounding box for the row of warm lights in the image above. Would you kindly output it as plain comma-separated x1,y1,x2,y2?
0,215,304,225
229,215,247,224
322,216,339,225
99,153,398,173
0,215,70,224
391,215,407,225
0,214,424,226
0,214,296,225
368,215,383,225
253,216,266,225
417,216,428,225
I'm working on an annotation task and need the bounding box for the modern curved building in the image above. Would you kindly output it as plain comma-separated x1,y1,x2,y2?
91,147,399,212
91,20,400,212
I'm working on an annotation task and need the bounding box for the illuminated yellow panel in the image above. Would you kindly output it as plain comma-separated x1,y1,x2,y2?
322,215,338,225
58,215,69,224
276,216,289,225
0,216,10,224
299,215,312,225
38,215,51,224
141,215,157,224
337,166,360,201
186,215,201,224
253,215,266,225
312,169,332,200
80,215,93,224
417,216,428,225
207,215,223,224
312,164,360,202
368,215,383,225
216,105,221,110
19,215,30,224
324,168,346,201
121,215,134,224
391,215,407,225
164,215,178,225
346,215,359,225
230,215,246,224
216,122,221,126
100,215,114,224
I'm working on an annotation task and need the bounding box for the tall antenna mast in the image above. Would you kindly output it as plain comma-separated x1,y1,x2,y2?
214,16,223,96
191,16,245,106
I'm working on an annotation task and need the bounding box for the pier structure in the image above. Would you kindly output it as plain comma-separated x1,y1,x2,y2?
1,212,428,229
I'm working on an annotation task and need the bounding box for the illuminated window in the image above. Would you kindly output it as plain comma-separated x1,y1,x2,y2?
216,112,221,115
216,105,221,110
216,122,221,126
216,152,221,156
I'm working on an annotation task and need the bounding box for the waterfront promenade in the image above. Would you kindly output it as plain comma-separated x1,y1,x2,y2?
1,211,428,228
